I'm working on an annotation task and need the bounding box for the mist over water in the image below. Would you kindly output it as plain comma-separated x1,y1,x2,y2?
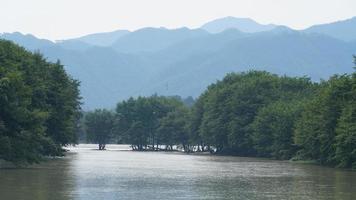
0,144,355,200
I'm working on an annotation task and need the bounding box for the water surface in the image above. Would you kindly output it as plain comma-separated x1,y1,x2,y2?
0,144,355,200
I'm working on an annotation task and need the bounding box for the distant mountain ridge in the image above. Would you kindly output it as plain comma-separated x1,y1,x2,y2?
0,32,55,50
61,30,130,46
1,16,355,109
304,17,356,41
111,27,209,53
201,17,277,33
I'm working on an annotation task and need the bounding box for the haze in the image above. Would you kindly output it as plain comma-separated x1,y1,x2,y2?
1,0,356,40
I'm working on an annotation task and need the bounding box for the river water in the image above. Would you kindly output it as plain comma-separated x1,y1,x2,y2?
0,144,355,200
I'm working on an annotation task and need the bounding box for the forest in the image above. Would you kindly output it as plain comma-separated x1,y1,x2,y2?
84,57,356,169
0,39,355,169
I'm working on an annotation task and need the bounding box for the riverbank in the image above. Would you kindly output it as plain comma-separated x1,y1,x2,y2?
0,159,16,168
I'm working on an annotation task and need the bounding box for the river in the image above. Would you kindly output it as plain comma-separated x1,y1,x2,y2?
0,144,355,200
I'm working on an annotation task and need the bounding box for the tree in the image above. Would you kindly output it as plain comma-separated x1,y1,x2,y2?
195,71,313,155
252,101,301,159
334,104,356,169
157,108,190,151
333,66,356,168
188,97,206,151
294,75,353,165
45,60,81,147
115,95,189,151
293,98,326,162
0,40,81,164
85,109,115,150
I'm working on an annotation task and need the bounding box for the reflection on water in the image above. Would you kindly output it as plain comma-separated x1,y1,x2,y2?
0,153,75,200
0,144,355,200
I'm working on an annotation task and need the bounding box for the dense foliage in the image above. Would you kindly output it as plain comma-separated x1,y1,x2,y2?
0,40,81,164
196,71,316,157
78,56,355,169
294,73,356,168
85,109,115,150
115,96,190,151
194,68,355,168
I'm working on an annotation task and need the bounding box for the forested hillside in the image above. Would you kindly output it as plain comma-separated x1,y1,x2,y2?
0,40,81,164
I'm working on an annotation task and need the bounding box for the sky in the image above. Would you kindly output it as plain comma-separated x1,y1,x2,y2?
1,0,355,41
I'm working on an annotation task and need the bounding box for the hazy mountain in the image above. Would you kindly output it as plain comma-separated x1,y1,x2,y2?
38,45,152,109
0,32,54,50
2,17,355,109
56,40,93,51
151,29,248,62
201,17,277,33
64,30,130,46
112,27,209,53
304,17,356,41
144,30,355,98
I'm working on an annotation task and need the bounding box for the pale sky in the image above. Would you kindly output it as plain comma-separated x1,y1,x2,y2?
1,0,355,41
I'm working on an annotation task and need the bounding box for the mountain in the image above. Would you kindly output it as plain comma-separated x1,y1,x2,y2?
56,40,93,51
111,27,209,53
304,17,356,41
201,17,277,33
0,32,54,50
1,17,355,109
144,30,355,98
63,30,130,46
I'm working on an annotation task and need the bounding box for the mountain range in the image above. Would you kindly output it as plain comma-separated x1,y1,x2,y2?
1,16,356,109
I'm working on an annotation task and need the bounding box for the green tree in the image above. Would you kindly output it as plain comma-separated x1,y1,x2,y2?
0,40,81,164
196,71,313,155
333,66,356,168
294,75,353,165
157,107,190,151
252,101,301,159
188,97,206,151
334,104,356,169
85,109,115,150
115,95,189,151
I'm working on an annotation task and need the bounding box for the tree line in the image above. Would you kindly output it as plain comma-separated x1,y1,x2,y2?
85,57,356,169
0,40,81,165
85,96,191,151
